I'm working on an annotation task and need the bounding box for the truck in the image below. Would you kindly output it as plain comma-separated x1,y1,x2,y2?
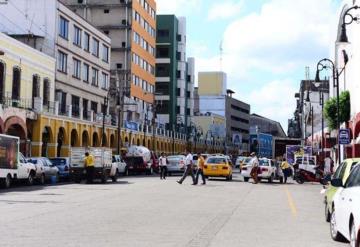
70,147,118,183
126,145,158,174
0,134,37,188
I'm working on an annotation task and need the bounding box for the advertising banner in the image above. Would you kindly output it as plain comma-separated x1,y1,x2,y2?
286,145,312,164
125,121,139,131
232,133,242,147
0,135,19,169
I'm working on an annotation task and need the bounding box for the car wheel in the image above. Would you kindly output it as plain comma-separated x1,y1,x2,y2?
268,174,274,183
229,174,233,181
279,177,284,184
350,220,357,247
325,203,330,223
101,172,108,184
244,177,249,182
2,174,11,189
39,174,45,185
330,210,345,241
27,173,35,186
147,167,154,175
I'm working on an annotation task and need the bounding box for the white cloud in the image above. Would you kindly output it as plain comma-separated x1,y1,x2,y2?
241,79,298,130
156,0,202,15
207,1,244,21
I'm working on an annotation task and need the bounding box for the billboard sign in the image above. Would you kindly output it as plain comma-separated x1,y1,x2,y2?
125,121,139,131
0,135,19,169
286,145,312,164
232,133,242,146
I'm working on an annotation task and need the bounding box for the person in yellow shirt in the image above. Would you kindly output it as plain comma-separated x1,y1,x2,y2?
194,152,206,185
280,158,291,184
84,152,95,184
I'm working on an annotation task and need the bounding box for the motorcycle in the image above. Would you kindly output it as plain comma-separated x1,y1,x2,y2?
293,165,327,185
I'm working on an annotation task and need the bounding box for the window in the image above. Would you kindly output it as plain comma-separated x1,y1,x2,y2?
104,9,110,13
73,25,82,46
83,63,89,83
91,68,98,86
157,29,169,37
102,45,109,63
91,101,98,113
73,58,81,79
43,79,50,106
101,72,109,89
71,95,80,117
12,67,21,100
57,51,67,73
176,70,181,79
176,52,181,60
92,38,99,57
345,165,360,188
177,34,182,42
83,99,88,119
83,32,90,51
59,16,69,39
156,64,170,77
104,30,109,35
116,63,122,69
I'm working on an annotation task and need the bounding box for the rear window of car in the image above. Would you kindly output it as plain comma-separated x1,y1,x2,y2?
259,159,269,166
207,158,226,164
28,159,38,164
50,158,66,165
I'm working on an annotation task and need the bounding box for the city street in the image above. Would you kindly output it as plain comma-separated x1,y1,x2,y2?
0,172,346,247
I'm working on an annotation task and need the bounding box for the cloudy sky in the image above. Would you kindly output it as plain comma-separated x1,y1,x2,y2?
156,0,342,131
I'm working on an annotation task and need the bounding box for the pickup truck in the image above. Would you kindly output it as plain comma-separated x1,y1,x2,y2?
0,134,37,188
70,147,118,183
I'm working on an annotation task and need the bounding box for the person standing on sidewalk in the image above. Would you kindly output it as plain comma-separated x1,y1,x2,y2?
194,152,206,185
177,149,196,185
159,152,168,180
249,152,259,184
84,152,95,184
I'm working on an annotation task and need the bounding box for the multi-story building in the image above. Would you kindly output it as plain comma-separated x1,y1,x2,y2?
0,31,56,156
250,114,287,138
63,0,156,124
0,0,118,156
155,15,194,131
198,71,250,154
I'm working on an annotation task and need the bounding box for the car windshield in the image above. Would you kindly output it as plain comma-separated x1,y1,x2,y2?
207,157,226,164
168,156,183,161
259,159,269,166
50,158,66,165
28,159,38,164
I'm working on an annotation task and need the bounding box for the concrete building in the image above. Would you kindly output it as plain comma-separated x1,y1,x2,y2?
250,114,287,138
155,15,194,131
198,71,250,153
0,32,56,156
62,0,156,124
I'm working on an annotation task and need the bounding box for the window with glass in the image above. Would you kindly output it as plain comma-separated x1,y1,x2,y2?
102,45,109,63
57,51,67,73
73,25,82,46
59,16,69,39
82,63,89,83
73,58,81,79
92,38,99,57
91,68,98,86
83,32,90,51
43,79,50,106
101,72,108,89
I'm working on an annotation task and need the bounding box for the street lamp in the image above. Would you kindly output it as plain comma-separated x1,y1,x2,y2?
102,96,109,147
143,105,150,146
338,5,360,44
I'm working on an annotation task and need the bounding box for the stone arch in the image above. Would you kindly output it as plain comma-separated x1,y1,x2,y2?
57,127,67,157
41,126,53,157
0,117,5,134
82,130,89,147
5,120,27,154
93,132,100,147
70,129,80,147
147,139,151,149
102,133,108,147
137,138,140,146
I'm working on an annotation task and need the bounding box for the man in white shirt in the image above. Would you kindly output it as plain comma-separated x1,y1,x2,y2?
159,152,168,180
177,149,196,185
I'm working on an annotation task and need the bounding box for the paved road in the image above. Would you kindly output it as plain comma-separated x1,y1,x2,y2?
0,172,347,247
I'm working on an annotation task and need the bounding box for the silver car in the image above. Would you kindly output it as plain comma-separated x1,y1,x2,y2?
28,157,60,184
166,155,186,175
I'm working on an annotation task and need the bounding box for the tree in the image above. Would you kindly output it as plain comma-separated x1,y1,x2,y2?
324,91,350,130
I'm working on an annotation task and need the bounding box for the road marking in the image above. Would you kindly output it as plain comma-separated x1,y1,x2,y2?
285,186,297,218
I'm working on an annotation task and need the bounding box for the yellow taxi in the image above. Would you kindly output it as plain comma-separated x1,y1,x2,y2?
203,155,233,180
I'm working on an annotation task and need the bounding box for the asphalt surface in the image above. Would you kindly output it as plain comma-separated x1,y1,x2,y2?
0,171,347,247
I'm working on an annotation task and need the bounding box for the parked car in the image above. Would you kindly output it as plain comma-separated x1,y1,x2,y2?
324,158,360,222
203,155,233,181
14,153,37,186
112,155,127,175
166,155,186,175
123,156,150,175
329,163,360,247
49,157,71,180
27,157,59,184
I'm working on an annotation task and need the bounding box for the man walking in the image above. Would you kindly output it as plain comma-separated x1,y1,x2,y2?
159,152,168,180
84,152,95,184
249,152,259,184
194,152,206,185
177,149,196,185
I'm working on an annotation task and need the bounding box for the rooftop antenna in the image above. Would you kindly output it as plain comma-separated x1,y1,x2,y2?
219,40,223,72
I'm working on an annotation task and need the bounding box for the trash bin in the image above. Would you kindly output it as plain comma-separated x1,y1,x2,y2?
50,175,57,185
